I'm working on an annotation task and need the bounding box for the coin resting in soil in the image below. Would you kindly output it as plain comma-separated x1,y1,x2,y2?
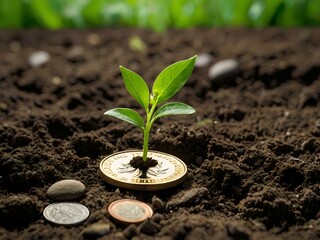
99,151,187,190
108,199,153,224
43,203,89,225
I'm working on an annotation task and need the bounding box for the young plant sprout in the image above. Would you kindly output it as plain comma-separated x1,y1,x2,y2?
105,55,197,163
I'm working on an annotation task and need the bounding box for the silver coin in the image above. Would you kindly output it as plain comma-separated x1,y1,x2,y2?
43,202,89,226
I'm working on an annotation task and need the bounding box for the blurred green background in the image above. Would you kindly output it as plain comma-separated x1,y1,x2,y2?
1,0,319,32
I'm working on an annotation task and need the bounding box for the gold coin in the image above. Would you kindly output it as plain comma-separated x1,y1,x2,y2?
99,150,188,191
108,199,153,225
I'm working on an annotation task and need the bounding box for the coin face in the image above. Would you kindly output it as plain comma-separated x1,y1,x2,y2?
108,199,153,224
43,202,89,226
99,150,188,191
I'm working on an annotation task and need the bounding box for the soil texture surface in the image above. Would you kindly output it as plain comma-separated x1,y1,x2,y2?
0,28,320,240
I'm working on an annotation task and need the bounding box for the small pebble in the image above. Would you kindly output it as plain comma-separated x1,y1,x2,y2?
51,76,62,85
0,102,8,111
284,111,290,117
67,46,86,63
123,224,138,239
87,33,101,45
152,196,164,210
10,41,21,53
166,187,209,209
208,59,240,86
195,53,212,68
28,51,50,67
114,188,121,194
138,219,160,235
152,213,164,223
81,222,110,239
47,179,85,201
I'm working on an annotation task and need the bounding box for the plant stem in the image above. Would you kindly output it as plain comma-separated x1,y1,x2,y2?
142,101,157,161
142,124,150,161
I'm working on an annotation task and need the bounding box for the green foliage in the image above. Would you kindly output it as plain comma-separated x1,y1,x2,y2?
153,57,196,104
120,66,150,111
28,0,63,29
0,0,22,28
104,108,145,129
152,102,195,121
105,56,197,161
0,0,319,30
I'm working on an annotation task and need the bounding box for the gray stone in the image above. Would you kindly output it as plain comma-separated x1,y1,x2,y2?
47,179,85,201
152,213,164,223
138,219,160,235
152,196,164,210
195,53,213,68
208,59,240,86
67,46,86,63
123,224,138,239
81,222,110,238
166,187,209,209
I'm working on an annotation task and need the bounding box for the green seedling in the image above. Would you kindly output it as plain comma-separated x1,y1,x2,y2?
104,55,197,162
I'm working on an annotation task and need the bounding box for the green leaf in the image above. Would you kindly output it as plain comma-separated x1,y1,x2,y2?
152,102,195,122
152,55,197,104
104,108,144,129
29,0,63,29
120,66,150,110
0,0,23,28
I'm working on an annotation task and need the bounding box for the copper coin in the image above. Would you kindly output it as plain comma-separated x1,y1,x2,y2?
99,150,188,191
108,199,153,224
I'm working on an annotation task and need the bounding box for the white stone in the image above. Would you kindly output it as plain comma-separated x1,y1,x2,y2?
47,179,85,201
208,59,240,85
28,51,50,67
195,53,212,68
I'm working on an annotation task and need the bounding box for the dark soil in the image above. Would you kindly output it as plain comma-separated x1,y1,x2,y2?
129,157,158,178
0,28,320,240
